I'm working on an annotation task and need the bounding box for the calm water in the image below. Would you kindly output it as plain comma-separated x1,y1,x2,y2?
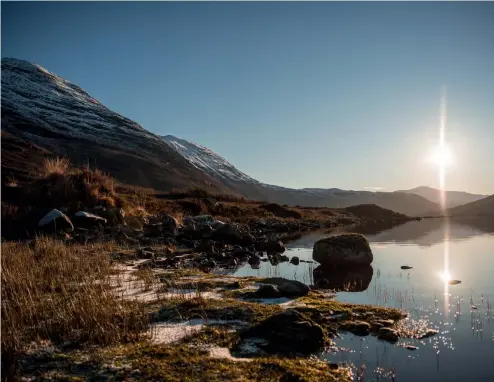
233,218,494,381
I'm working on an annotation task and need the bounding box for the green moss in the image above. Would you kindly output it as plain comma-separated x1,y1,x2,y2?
299,292,405,320
180,326,240,348
95,342,351,382
148,296,283,324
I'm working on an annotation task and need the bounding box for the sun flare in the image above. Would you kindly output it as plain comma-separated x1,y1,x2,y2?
429,144,453,168
439,270,451,282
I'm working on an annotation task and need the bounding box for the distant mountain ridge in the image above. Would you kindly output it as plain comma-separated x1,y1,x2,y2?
397,186,487,208
1,57,483,219
447,194,494,217
162,135,440,217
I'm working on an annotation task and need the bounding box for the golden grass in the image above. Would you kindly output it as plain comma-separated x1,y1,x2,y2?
1,237,148,376
41,157,71,176
27,160,120,211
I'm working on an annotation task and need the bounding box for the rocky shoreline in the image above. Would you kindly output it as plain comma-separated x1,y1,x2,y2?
1,204,437,381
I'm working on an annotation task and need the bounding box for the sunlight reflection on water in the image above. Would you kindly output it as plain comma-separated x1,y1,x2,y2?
232,218,494,381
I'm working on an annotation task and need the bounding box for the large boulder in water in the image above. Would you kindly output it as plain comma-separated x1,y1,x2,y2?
313,234,373,267
38,209,74,233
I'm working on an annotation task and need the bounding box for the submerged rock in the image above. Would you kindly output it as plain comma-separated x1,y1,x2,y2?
378,327,399,342
419,329,438,339
313,234,373,267
239,310,326,355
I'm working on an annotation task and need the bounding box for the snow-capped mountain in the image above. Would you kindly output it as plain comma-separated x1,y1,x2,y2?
161,135,259,184
162,135,441,216
0,57,456,217
1,58,225,191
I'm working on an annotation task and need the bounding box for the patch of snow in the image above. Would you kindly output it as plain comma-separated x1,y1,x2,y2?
148,319,249,345
162,135,259,184
148,321,205,344
2,58,172,153
206,346,252,362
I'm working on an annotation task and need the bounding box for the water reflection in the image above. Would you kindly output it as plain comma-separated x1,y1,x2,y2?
313,265,373,292
230,218,494,381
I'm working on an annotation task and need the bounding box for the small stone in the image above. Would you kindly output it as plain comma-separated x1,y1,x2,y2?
374,319,394,327
371,322,384,332
419,329,438,339
342,321,371,335
290,256,300,265
448,280,461,285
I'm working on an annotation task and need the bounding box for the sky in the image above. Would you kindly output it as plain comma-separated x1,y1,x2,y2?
2,1,494,194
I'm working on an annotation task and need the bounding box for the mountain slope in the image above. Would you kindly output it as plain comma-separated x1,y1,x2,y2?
398,186,487,208
161,135,259,184
447,194,494,217
1,58,226,192
162,135,439,216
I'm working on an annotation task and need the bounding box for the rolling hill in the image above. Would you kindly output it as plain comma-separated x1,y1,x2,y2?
447,194,494,217
398,186,487,208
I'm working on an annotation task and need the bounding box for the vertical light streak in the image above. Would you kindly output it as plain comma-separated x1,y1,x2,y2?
439,89,450,315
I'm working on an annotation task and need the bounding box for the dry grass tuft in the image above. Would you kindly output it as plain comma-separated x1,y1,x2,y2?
41,157,71,176
27,161,121,210
1,237,148,376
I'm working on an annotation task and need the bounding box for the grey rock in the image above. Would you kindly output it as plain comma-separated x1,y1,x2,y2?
255,284,282,298
277,280,310,298
239,310,325,355
266,240,285,253
313,234,373,267
38,209,74,233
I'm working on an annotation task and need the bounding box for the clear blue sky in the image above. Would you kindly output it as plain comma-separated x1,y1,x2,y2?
2,1,494,194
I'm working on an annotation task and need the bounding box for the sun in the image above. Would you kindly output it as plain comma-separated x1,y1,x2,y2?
429,144,454,168
439,270,451,282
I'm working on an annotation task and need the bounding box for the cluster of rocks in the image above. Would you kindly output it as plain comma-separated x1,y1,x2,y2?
38,209,312,271
238,310,326,355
